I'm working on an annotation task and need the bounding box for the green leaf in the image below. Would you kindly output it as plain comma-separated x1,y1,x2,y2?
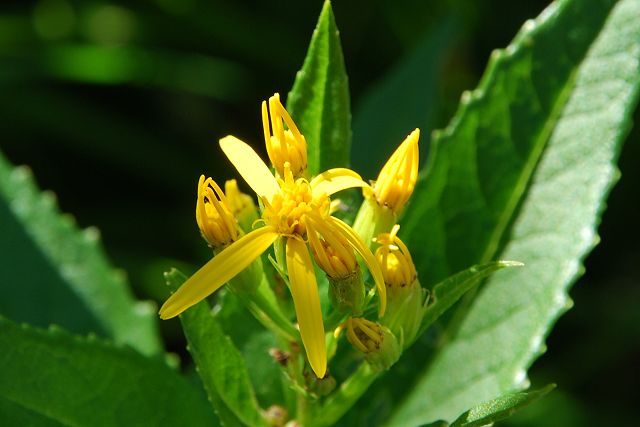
0,316,217,426
287,0,351,175
0,396,64,427
165,269,268,427
390,0,640,424
352,20,455,179
214,289,289,409
450,384,555,427
420,261,523,333
0,152,161,356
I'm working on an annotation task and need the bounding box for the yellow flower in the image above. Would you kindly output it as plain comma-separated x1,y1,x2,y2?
195,175,239,248
160,137,385,378
367,129,420,214
262,93,308,178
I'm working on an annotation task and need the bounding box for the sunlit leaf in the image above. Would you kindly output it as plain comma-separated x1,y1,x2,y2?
387,0,640,424
288,0,351,175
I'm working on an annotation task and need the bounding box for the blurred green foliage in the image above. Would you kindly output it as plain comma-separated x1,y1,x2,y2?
1,0,638,426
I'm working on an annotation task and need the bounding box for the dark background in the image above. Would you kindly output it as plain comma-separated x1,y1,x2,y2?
1,1,637,425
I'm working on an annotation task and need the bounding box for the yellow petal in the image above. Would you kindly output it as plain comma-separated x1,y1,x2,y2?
219,136,279,201
285,238,327,378
326,216,387,316
159,226,278,319
310,168,368,197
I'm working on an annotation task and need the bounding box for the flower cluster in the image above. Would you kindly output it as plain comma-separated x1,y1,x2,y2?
160,93,425,378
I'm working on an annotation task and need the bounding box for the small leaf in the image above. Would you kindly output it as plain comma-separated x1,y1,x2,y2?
287,0,351,174
0,152,161,356
450,384,556,427
165,269,268,427
0,317,217,426
420,261,523,333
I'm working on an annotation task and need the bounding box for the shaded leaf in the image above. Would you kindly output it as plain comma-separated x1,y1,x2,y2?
0,152,161,356
0,317,216,426
288,0,351,174
352,19,456,179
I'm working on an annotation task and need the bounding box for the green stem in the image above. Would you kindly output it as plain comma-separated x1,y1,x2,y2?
310,363,380,427
235,277,299,342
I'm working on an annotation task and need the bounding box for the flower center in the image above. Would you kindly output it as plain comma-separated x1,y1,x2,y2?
262,173,329,236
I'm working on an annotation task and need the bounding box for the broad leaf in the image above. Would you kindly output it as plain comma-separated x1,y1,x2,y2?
0,317,216,426
165,269,267,427
389,0,640,424
450,384,555,427
287,0,351,174
0,152,161,356
420,261,523,333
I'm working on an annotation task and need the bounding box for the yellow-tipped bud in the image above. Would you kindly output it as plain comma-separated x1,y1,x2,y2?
375,225,417,289
262,93,308,178
307,216,365,314
375,225,426,347
369,129,420,214
196,175,239,247
338,318,400,371
307,220,357,279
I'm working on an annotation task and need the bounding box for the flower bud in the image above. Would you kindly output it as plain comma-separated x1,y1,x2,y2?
352,129,419,248
262,93,308,178
196,175,238,248
375,225,426,346
369,129,419,214
307,218,365,315
307,371,336,397
265,405,288,427
339,318,400,371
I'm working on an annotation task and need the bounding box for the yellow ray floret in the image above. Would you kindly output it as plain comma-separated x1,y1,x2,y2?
159,226,279,319
220,135,279,200
286,238,327,378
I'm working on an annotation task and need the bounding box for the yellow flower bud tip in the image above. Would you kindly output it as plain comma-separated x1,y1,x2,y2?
343,318,384,353
262,93,308,178
372,128,420,213
196,175,239,247
375,225,417,288
307,218,357,279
